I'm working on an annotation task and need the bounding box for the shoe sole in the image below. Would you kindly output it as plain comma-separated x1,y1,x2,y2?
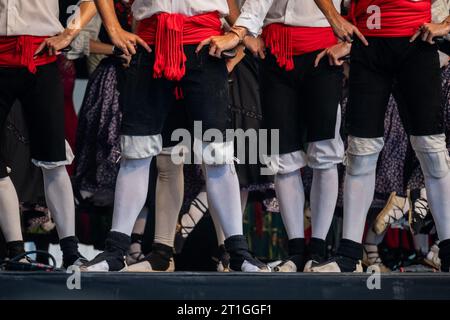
121,260,175,273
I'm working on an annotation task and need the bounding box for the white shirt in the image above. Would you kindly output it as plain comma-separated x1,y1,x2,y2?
67,14,102,60
0,0,92,37
236,0,342,36
132,0,230,21
432,0,450,23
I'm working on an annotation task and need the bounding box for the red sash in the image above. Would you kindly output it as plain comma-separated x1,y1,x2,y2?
351,0,431,37
0,36,57,73
262,23,337,71
137,11,223,81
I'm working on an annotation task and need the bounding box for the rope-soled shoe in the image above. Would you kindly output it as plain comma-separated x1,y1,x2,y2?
310,239,363,273
274,238,305,272
225,235,270,272
81,231,130,272
125,243,175,272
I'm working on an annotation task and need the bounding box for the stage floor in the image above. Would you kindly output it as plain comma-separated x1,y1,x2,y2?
1,271,450,300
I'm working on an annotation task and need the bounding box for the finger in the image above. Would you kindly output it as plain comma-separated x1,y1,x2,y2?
343,33,353,43
209,44,217,57
51,43,60,56
422,30,430,42
215,47,223,59
196,38,211,53
34,41,47,57
119,42,130,56
48,44,55,56
226,60,233,73
136,37,151,53
336,33,347,43
127,37,137,46
258,48,266,60
332,54,341,66
328,54,334,66
215,44,224,58
250,46,259,57
127,42,136,55
354,28,369,46
314,50,327,67
410,30,422,42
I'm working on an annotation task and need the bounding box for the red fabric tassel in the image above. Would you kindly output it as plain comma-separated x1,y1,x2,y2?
137,11,223,82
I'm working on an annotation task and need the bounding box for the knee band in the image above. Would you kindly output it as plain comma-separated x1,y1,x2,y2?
345,136,383,176
196,139,234,165
264,151,307,175
32,141,75,170
120,135,162,160
307,139,344,170
411,135,450,179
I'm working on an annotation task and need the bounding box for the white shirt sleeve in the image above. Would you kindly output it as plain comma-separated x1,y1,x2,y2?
235,0,274,36
432,0,450,23
66,14,102,60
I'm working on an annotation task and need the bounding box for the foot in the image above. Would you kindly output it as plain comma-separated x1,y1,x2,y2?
303,255,327,272
310,256,363,272
311,239,363,272
126,233,145,266
304,238,327,272
60,236,88,269
374,192,408,235
423,242,441,270
124,243,175,272
225,235,270,272
274,238,306,272
81,231,130,272
273,254,304,272
126,251,145,266
62,254,88,269
409,189,433,235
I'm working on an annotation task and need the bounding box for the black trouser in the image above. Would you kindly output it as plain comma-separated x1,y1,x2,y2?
0,63,65,178
347,37,443,138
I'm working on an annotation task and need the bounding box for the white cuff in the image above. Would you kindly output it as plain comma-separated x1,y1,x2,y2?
347,136,385,156
120,135,162,159
263,150,307,175
32,141,75,169
194,138,235,165
410,134,448,153
235,14,262,37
